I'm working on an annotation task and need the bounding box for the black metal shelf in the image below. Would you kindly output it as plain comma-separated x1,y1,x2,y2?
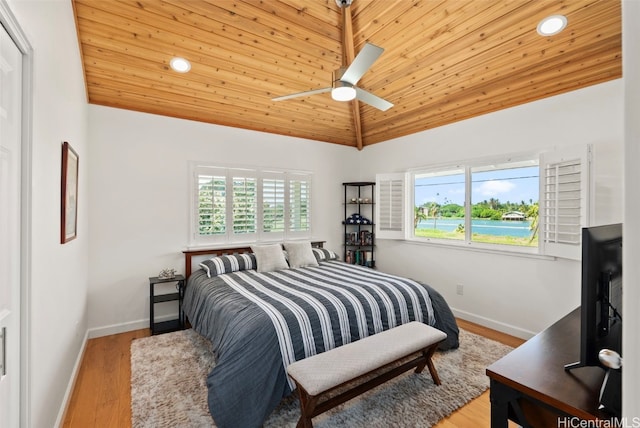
153,292,179,304
152,319,182,335
342,222,375,226
149,275,185,335
343,182,375,268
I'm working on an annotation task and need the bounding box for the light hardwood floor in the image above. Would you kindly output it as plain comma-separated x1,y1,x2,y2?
62,319,525,427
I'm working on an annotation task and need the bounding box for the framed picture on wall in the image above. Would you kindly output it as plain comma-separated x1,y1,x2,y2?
61,141,79,244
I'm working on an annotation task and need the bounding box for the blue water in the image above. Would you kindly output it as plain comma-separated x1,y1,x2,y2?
416,218,533,238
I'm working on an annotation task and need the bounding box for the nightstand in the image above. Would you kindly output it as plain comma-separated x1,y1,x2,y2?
149,274,185,335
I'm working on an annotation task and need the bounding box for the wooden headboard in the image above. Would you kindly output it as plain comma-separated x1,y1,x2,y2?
183,241,325,279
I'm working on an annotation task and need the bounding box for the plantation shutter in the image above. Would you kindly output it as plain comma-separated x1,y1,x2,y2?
288,173,312,238
540,145,592,260
376,173,406,240
261,171,285,240
230,170,258,242
194,166,227,243
190,164,313,246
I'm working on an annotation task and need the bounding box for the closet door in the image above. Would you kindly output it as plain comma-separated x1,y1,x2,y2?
0,22,23,428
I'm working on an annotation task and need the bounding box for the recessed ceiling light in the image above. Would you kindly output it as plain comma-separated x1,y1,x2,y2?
537,15,567,36
170,57,191,73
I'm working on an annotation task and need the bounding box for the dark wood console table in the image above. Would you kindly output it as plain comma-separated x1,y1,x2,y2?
486,308,612,427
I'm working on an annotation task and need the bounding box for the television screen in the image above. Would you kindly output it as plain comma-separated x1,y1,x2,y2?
565,223,622,370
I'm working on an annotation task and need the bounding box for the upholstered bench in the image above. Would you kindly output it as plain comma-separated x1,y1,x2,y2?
286,322,447,428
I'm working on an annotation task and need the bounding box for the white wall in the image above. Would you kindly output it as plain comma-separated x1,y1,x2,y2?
6,0,89,427
360,80,624,338
622,0,640,419
87,106,359,335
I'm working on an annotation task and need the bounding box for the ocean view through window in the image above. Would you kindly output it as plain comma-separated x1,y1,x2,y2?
414,169,465,241
413,160,540,247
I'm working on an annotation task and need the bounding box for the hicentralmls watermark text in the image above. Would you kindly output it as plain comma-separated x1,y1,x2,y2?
557,417,640,428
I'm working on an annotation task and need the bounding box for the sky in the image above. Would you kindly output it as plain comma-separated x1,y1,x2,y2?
414,166,539,207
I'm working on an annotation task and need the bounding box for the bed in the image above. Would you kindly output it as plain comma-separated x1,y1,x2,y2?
182,241,459,428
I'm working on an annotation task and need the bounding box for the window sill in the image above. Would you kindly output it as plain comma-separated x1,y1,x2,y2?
400,238,558,261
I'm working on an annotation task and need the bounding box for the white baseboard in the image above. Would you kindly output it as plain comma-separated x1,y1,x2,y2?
57,314,177,426
451,307,537,340
87,313,178,339
58,314,180,425
54,329,89,428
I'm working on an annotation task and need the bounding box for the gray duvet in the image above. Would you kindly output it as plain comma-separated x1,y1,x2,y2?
182,261,459,428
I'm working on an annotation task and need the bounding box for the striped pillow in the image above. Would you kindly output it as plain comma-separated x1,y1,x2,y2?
199,253,257,278
312,248,339,262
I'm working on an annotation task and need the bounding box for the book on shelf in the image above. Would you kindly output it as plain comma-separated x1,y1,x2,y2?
345,231,374,246
345,249,374,267
360,230,374,245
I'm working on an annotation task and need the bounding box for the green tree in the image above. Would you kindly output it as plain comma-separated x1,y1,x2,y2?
527,202,539,242
428,201,440,229
414,206,427,229
440,203,464,218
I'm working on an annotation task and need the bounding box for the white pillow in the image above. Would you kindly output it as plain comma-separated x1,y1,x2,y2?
251,244,289,273
283,241,319,269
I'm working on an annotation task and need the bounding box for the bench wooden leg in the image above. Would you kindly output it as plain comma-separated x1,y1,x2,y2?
426,356,441,385
425,345,442,385
414,344,441,385
296,385,318,428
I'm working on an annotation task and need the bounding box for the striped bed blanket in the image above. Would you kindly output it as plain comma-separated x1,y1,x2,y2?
183,260,459,428
218,261,436,388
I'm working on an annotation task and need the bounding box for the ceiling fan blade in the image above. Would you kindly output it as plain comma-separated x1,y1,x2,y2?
354,87,393,111
340,43,384,85
272,87,332,101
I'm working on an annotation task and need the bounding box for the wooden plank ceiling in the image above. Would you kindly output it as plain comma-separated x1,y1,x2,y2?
73,0,621,149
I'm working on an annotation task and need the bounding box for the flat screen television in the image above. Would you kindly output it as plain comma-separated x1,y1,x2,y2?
565,223,622,370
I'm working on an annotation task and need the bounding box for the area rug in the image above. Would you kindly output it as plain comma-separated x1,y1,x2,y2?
131,328,513,427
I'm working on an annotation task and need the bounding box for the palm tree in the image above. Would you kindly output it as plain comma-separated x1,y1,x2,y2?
527,203,539,242
429,202,440,230
414,206,427,229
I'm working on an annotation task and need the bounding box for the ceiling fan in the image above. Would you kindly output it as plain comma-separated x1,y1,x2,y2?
272,1,393,112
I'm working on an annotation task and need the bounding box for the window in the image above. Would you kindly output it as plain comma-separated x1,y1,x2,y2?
376,146,591,259
412,162,538,247
414,168,466,241
191,164,312,245
470,162,540,247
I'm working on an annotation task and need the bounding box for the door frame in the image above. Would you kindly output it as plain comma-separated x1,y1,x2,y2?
0,1,33,426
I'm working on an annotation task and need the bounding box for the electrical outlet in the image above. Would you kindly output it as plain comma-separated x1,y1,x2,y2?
456,284,464,295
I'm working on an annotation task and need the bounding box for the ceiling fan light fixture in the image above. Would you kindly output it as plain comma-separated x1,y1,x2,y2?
537,15,567,36
170,57,191,73
331,84,356,102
